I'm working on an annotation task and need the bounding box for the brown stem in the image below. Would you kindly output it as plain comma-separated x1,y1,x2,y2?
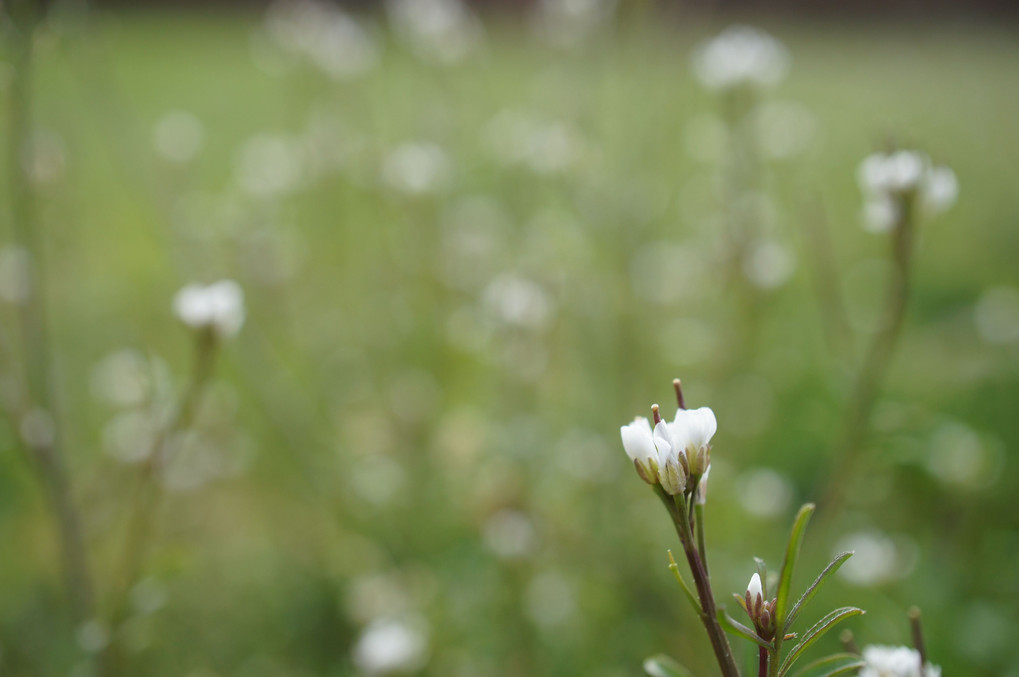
758,646,768,677
657,488,741,677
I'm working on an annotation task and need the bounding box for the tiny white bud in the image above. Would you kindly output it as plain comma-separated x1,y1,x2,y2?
747,572,763,601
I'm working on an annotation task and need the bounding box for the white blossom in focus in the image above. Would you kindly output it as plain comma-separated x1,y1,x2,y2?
653,406,716,478
747,572,763,601
692,26,789,91
859,645,941,677
620,416,662,486
353,618,429,675
172,280,245,338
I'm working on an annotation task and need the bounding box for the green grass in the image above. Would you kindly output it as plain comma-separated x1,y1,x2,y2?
0,8,1018,676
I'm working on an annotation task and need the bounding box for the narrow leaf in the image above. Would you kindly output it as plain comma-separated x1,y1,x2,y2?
790,653,865,677
754,556,769,599
643,654,697,677
784,551,854,633
775,503,815,628
778,607,865,677
667,550,702,616
717,608,772,650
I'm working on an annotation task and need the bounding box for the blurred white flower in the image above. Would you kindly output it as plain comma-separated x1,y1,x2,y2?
172,280,245,338
861,195,899,234
482,111,585,174
920,166,958,214
235,134,305,197
91,349,168,408
530,0,616,48
353,617,429,675
857,151,956,228
0,245,32,304
153,110,205,164
736,467,792,518
859,645,941,677
692,26,789,91
482,509,536,559
265,0,378,80
524,571,576,631
76,620,110,654
103,410,160,463
743,239,795,290
858,151,926,195
387,0,482,65
834,530,915,587
694,465,711,505
974,286,1019,344
481,275,553,330
755,101,817,159
382,143,451,196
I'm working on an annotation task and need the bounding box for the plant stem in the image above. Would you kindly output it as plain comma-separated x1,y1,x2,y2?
101,329,217,675
819,195,916,516
695,503,708,571
7,0,95,624
758,646,768,677
656,488,741,677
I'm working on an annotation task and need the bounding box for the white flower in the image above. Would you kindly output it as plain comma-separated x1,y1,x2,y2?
654,406,716,478
652,420,685,495
859,645,941,677
694,465,711,505
858,151,926,195
857,152,957,230
620,416,661,486
920,166,958,214
747,572,763,601
172,280,245,338
353,618,429,675
692,26,789,91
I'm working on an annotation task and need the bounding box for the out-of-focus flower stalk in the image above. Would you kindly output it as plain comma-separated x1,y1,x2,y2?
3,0,96,625
819,189,917,514
101,325,221,674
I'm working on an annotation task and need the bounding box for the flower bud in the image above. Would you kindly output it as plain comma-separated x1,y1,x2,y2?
747,573,762,602
620,417,660,486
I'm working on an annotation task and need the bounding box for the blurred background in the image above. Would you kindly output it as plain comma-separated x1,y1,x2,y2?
0,0,1017,675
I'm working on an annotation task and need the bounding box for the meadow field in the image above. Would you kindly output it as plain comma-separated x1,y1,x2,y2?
1,4,1018,676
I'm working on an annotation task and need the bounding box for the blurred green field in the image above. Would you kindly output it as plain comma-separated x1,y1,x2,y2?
1,6,1018,676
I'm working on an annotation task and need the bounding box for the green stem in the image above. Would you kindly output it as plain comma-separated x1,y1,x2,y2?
6,0,95,624
101,329,217,675
656,487,741,677
819,194,916,516
695,503,708,571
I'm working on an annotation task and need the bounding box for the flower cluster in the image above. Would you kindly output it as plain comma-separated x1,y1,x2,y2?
859,645,941,677
692,26,789,91
619,380,714,497
857,151,957,232
172,280,246,339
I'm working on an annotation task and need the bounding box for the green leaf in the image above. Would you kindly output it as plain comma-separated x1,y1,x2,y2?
774,503,815,628
717,607,772,650
790,653,866,677
643,654,697,677
754,556,769,599
778,607,865,677
667,550,702,616
784,551,854,633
